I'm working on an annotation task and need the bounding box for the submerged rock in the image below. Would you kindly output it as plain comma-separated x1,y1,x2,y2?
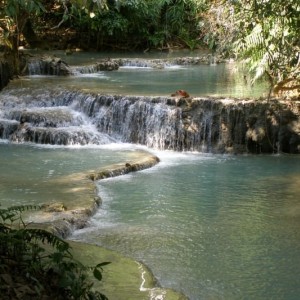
89,154,160,181
69,241,188,300
41,202,66,212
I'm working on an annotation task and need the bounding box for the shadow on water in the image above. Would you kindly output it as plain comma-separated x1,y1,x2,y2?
1,51,299,300
71,153,300,300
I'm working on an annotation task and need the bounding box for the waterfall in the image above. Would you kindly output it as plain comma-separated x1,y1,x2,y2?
26,56,72,76
0,88,299,153
71,93,186,149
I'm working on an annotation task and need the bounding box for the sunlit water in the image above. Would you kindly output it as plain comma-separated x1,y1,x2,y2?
12,50,268,98
1,144,300,299
0,142,140,207
70,152,300,300
1,51,298,299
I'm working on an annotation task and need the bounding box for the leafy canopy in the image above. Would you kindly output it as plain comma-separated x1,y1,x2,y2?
232,0,300,91
0,204,110,299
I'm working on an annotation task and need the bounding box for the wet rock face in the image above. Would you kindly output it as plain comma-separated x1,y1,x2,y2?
0,86,299,154
23,55,73,75
180,98,300,154
95,59,119,71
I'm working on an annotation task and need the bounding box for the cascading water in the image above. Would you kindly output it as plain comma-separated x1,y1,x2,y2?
0,86,299,152
0,87,184,148
0,88,115,145
1,53,299,152
1,53,300,300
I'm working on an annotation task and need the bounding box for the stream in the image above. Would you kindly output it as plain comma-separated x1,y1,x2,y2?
1,50,299,300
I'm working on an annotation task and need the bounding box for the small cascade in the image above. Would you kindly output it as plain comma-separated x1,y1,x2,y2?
73,65,100,74
0,87,299,153
72,59,119,75
27,60,50,75
0,119,19,139
0,90,115,145
6,107,85,127
92,97,185,149
10,125,113,145
119,58,170,69
26,56,72,76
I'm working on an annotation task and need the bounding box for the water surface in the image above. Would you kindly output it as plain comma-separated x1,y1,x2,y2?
1,51,297,300
0,142,139,207
11,50,268,98
71,152,300,300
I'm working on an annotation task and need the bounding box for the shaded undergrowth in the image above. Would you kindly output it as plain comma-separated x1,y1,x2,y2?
0,205,110,300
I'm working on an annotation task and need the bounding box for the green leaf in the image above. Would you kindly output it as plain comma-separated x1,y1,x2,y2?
95,262,111,268
93,268,102,281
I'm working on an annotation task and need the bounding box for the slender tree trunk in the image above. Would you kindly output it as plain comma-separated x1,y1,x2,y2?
8,14,29,76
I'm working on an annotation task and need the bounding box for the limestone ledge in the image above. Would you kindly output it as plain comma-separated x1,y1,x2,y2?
27,151,159,238
88,154,160,181
26,150,188,300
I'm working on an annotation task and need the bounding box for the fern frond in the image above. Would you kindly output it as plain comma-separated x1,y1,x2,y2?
244,24,264,49
21,228,71,251
0,204,41,213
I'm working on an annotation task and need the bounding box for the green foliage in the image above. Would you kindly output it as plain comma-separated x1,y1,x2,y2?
0,204,109,299
0,0,45,41
199,0,236,53
5,0,297,92
72,0,108,11
155,0,205,49
232,0,300,87
0,0,207,51
56,0,205,50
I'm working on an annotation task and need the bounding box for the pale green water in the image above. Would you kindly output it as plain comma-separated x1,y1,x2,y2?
71,152,300,300
12,50,268,98
1,144,300,300
1,51,297,300
0,142,138,207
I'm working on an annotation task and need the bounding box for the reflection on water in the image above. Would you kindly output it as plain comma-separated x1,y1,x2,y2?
23,49,212,64
1,50,292,300
9,51,268,98
71,152,300,300
1,141,300,299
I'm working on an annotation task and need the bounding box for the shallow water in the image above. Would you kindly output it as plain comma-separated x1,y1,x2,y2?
12,50,268,98
1,51,298,299
1,142,300,300
71,152,300,300
0,142,139,207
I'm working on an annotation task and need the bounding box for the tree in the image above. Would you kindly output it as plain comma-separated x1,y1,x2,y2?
0,0,45,73
198,0,236,54
232,0,300,97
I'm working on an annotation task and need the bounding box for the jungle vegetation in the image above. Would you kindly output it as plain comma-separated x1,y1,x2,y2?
0,204,110,299
0,0,299,94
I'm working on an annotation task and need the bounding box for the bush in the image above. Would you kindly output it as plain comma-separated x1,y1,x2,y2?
0,205,109,300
